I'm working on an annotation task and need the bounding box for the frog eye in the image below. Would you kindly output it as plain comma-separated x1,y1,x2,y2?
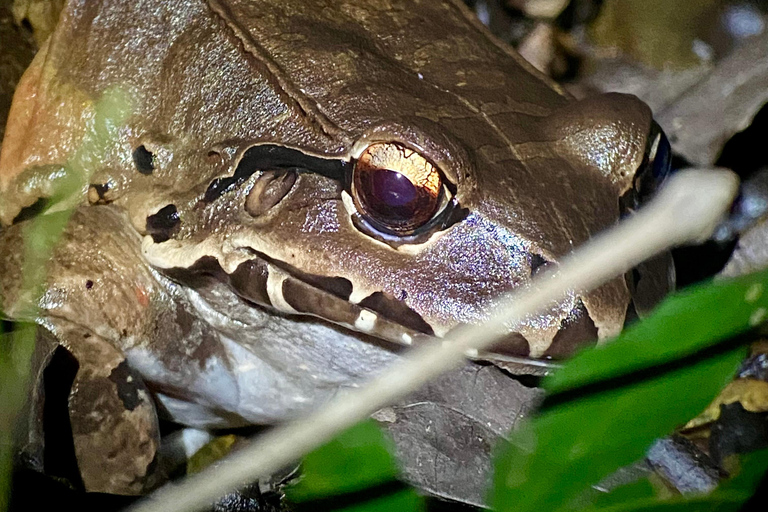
351,142,445,235
635,124,672,201
648,129,672,182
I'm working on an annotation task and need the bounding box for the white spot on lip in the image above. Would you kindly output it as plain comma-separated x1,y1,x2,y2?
355,310,378,332
266,265,297,314
401,333,413,345
349,286,374,304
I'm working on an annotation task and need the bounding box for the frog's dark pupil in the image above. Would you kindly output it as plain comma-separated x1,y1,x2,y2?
133,145,155,175
373,170,417,207
362,169,419,221
351,143,444,235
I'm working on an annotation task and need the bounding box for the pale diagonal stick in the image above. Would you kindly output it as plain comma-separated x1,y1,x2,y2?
128,168,739,512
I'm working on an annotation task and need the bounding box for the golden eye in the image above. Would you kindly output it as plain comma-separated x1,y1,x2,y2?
352,142,443,235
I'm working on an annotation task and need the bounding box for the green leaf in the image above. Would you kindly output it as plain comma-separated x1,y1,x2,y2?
583,450,768,512
492,269,768,512
0,324,37,512
547,270,768,395
588,477,659,509
286,420,424,512
492,348,745,512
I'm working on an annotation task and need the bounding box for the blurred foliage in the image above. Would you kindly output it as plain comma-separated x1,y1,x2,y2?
0,87,130,512
0,324,36,512
581,450,768,512
492,349,745,511
286,421,424,512
590,0,722,69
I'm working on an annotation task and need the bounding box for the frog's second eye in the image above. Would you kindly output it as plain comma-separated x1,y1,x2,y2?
635,124,672,202
352,142,443,235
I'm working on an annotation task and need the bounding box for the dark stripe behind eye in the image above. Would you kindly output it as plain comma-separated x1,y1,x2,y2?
204,144,349,202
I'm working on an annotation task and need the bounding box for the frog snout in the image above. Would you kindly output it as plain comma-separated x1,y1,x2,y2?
537,299,600,358
488,286,622,360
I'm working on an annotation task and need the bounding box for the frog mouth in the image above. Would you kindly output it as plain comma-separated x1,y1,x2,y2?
169,252,601,363
170,251,435,348
254,258,601,365
480,299,599,362
235,257,436,347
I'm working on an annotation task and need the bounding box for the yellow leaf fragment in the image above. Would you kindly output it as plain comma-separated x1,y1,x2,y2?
186,435,239,475
685,378,768,429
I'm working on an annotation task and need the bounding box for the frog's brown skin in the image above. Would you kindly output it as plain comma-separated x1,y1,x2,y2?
0,0,667,495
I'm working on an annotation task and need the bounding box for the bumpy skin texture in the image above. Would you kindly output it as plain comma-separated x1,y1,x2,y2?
0,0,660,494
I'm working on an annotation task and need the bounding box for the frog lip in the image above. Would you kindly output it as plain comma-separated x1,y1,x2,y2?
451,299,599,365
273,270,434,345
268,257,599,360
167,249,599,358
168,251,435,347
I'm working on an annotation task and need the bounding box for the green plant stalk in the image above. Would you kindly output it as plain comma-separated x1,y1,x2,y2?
0,209,74,512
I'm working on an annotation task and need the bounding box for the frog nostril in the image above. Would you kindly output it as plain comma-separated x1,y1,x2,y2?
87,182,113,205
146,204,180,243
132,145,155,175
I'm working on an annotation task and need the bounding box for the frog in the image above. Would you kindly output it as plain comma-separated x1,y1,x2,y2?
0,0,673,496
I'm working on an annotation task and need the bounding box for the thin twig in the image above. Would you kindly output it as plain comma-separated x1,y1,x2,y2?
128,168,739,512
